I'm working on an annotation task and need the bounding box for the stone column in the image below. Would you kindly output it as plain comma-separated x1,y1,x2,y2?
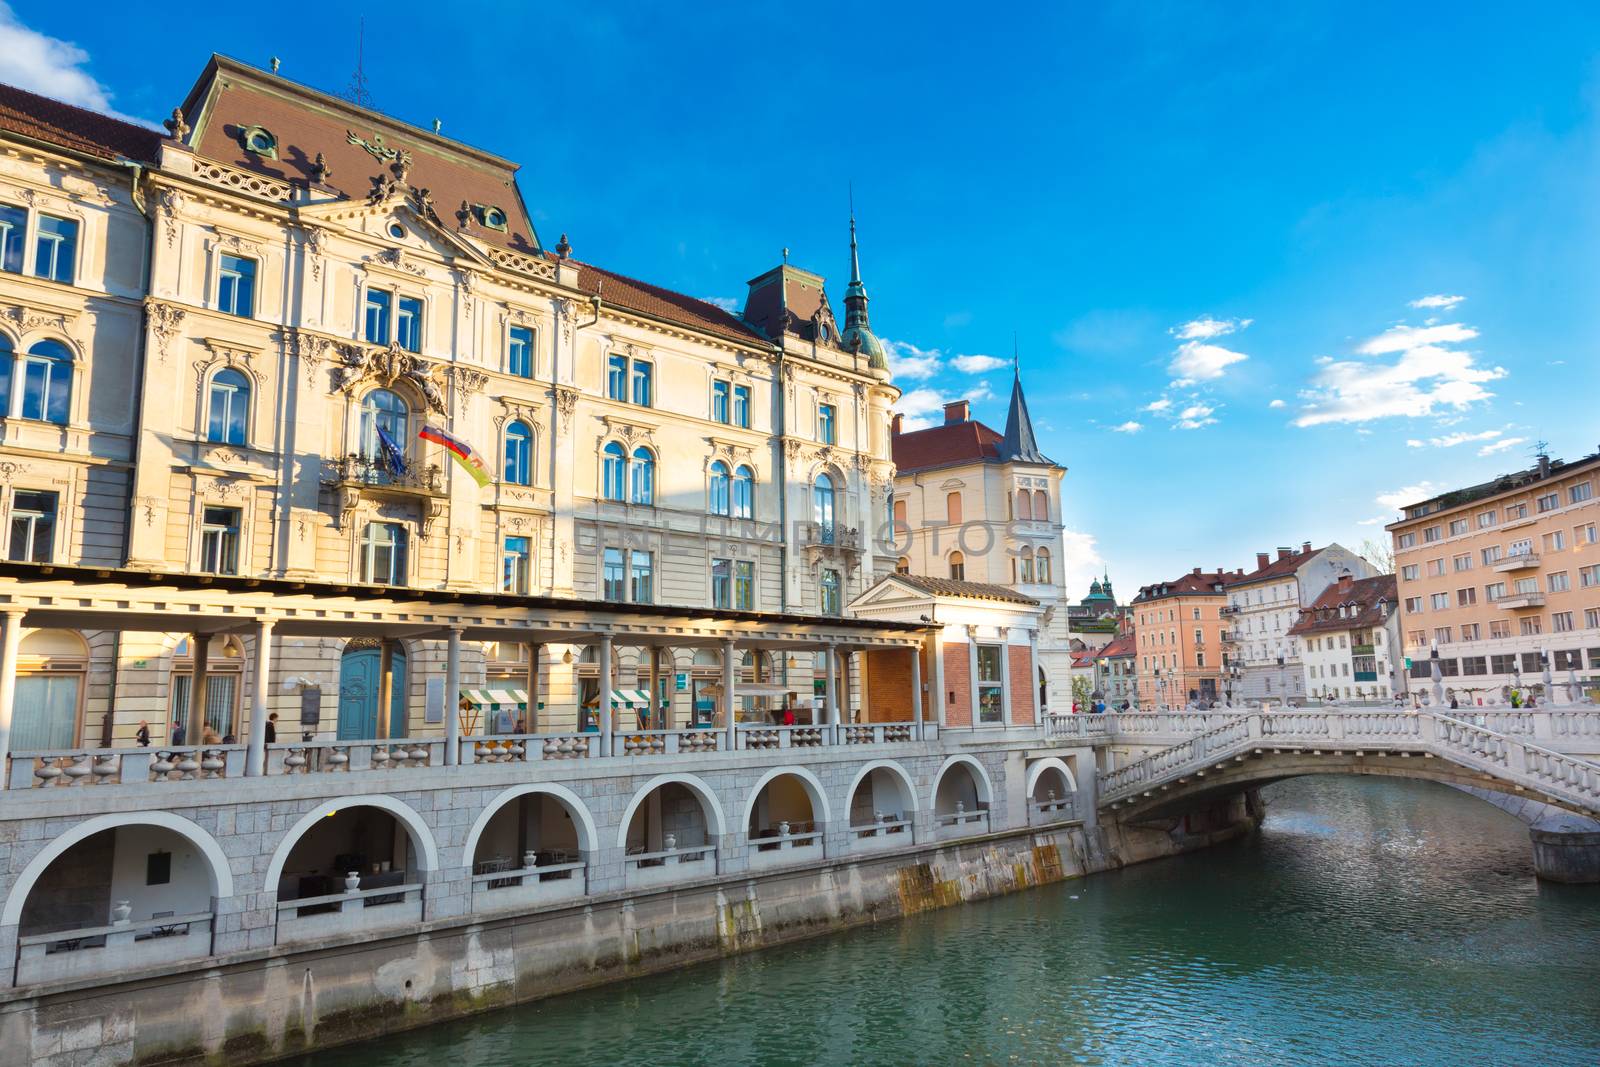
910,645,924,737
0,609,25,789
998,627,1013,726
444,627,462,765
723,637,738,750
376,638,394,740
967,627,981,729
648,646,661,731
246,619,274,776
598,633,613,757
188,631,210,743
931,629,947,728
823,644,838,730
526,642,541,733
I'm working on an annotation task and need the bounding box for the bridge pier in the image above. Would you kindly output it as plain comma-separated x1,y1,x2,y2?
1529,815,1600,884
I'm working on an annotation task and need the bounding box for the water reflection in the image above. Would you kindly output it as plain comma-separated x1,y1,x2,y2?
298,777,1600,1067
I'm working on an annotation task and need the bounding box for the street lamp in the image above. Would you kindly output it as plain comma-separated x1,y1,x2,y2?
1276,655,1287,710
1429,640,1443,707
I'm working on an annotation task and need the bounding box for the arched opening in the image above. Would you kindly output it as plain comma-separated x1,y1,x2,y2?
814,472,836,543
358,387,409,467
205,367,250,445
11,819,222,983
732,464,754,519
503,420,532,485
630,446,655,505
933,758,992,834
20,339,73,425
468,787,590,909
601,441,626,500
746,771,823,865
622,778,719,886
948,550,965,581
709,460,730,515
272,803,427,942
11,629,88,751
846,762,915,847
1027,760,1076,824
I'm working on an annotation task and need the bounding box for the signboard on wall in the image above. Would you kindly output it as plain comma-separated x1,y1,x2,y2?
425,678,445,724
675,672,688,692
299,687,321,727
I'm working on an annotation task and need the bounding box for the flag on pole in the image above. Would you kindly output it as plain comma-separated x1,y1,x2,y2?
374,425,409,477
419,424,492,487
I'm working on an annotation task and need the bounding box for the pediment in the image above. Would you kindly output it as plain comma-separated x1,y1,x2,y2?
299,196,495,270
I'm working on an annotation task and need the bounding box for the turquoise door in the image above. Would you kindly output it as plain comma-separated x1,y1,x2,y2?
337,647,408,740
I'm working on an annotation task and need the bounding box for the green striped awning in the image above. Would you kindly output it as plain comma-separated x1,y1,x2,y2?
460,689,529,708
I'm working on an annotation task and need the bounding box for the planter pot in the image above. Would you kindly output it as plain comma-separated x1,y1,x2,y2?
111,900,132,925
663,833,677,852
523,851,538,870
344,871,361,894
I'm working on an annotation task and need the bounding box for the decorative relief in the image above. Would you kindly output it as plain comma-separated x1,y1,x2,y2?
553,385,579,430
373,246,426,278
331,341,447,414
348,130,403,163
214,230,261,255
302,227,324,282
0,460,32,480
205,477,252,502
135,496,162,527
144,300,185,364
555,298,577,343
453,367,490,417
4,304,70,335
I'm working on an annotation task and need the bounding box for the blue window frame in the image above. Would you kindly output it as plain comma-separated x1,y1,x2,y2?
508,326,533,378
33,215,77,284
360,522,408,585
20,340,71,424
602,442,626,501
359,388,408,461
709,461,730,515
602,546,625,601
630,549,653,603
0,334,11,417
712,380,730,423
818,404,836,445
631,360,652,407
504,421,532,485
0,204,25,274
734,560,754,610
630,447,654,505
732,465,754,519
206,368,250,445
396,296,423,352
364,288,392,345
711,557,731,608
217,254,256,318
502,536,532,594
733,384,751,428
813,473,836,544
606,354,627,401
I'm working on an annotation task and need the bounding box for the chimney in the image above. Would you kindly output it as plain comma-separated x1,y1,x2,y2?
943,400,970,425
1338,571,1353,589
1256,552,1270,570
890,412,904,436
1302,541,1312,554
1192,567,1201,577
1538,453,1551,478
1277,546,1292,561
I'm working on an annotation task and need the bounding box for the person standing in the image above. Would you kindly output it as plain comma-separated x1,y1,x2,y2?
170,720,186,746
265,712,277,744
135,720,151,747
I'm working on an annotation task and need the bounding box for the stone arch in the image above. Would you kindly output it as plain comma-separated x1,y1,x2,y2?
843,758,920,818
263,794,439,896
614,772,727,849
740,766,832,832
462,783,600,865
930,753,995,811
1025,756,1077,796
2,811,234,928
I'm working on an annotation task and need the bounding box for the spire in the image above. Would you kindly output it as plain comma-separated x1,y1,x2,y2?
840,191,888,373
1000,351,1051,465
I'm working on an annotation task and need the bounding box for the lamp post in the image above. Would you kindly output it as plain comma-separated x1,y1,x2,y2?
1429,640,1443,707
1541,648,1554,707
1276,655,1287,711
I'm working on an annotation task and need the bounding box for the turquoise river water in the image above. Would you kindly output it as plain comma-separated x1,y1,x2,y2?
296,777,1600,1066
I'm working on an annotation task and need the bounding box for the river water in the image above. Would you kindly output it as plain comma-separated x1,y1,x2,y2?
297,777,1600,1066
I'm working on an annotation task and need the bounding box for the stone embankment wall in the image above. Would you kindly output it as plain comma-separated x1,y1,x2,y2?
0,799,1256,1067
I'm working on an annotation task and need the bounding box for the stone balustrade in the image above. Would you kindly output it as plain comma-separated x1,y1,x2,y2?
15,912,214,985
275,884,425,945
11,746,247,788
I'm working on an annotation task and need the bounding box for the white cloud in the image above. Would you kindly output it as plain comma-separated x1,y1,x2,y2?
1375,482,1441,511
951,353,1007,374
1110,421,1142,434
1408,294,1465,310
881,339,942,382
1295,314,1505,428
701,296,739,313
0,4,145,122
1478,436,1527,457
1057,529,1105,597
1143,397,1172,413
1171,316,1251,340
1268,399,1285,409
1356,515,1390,526
1406,429,1503,449
891,382,991,430
1169,341,1248,385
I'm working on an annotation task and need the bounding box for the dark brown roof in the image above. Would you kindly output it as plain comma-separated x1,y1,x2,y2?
889,573,1039,605
1288,574,1398,637
1224,545,1323,588
892,420,1005,473
1098,633,1136,659
0,81,161,163
572,259,763,346
1131,570,1232,603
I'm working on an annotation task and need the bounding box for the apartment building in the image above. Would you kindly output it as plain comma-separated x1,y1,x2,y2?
1288,573,1403,704
1389,451,1600,701
1130,568,1234,707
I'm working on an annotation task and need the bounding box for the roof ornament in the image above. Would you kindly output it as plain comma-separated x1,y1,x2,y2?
342,16,377,110
347,129,400,163
432,118,442,133
310,152,332,185
271,56,281,74
839,191,888,372
456,200,472,229
554,233,572,258
163,108,190,143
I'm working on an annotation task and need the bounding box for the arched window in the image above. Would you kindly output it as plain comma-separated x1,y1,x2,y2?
504,421,532,485
20,340,71,424
1019,547,1035,583
820,569,841,615
359,388,408,461
708,461,730,516
602,441,626,501
813,473,836,544
12,629,87,749
206,368,250,445
0,334,12,417
732,465,755,519
1033,490,1048,521
630,447,655,505
1016,490,1032,521
949,550,965,580
895,556,910,575
1036,547,1052,583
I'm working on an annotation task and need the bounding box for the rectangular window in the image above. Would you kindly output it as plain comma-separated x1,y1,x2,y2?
976,645,1004,724
146,852,171,887
1489,620,1511,639
1401,564,1419,581
1552,611,1575,633
1577,523,1598,546
502,536,531,594
1549,571,1571,593
1405,596,1423,614
1485,581,1507,601
1460,623,1480,641
1554,649,1583,670
818,404,836,445
1457,587,1476,607
734,560,754,610
1581,565,1600,589
1449,518,1469,536
1587,609,1600,630
1572,481,1594,505
396,296,423,352
1397,533,1416,549
1195,651,1206,668
733,384,751,428
712,380,730,424
7,489,56,563
360,522,407,586
1538,492,1560,513
1461,656,1488,676
602,547,625,602
363,288,392,345
1477,510,1496,529
630,549,653,603
1509,538,1533,557
32,214,77,284
1522,652,1543,673
1506,503,1528,520
1434,627,1452,644
1453,554,1472,572
631,361,652,407
1427,558,1445,577
1513,577,1539,595
199,506,240,575
1482,545,1503,565
1430,592,1449,610
1490,654,1516,674
1544,531,1566,554
820,569,841,615
217,254,256,318
0,203,24,273
711,557,731,609
1423,526,1441,543
606,354,628,401
1520,617,1542,636
508,326,533,378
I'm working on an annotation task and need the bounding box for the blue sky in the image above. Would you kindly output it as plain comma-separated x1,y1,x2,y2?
6,2,1599,596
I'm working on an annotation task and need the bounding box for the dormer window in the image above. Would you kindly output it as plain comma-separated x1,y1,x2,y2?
240,125,278,159
472,204,508,231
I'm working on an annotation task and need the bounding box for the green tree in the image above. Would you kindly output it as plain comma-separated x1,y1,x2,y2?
1071,675,1093,711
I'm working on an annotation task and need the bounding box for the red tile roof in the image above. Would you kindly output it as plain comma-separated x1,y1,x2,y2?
1098,633,1136,659
891,420,1005,473
1131,570,1233,602
1288,574,1398,637
887,573,1038,605
1224,545,1324,588
0,81,161,163
571,259,763,346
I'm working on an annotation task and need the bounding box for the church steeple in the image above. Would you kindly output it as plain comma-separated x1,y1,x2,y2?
1000,351,1050,464
840,201,888,375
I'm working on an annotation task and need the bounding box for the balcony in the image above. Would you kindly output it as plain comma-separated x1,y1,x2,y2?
1219,605,1241,616
1490,591,1545,610
1493,553,1541,573
322,454,447,498
1221,631,1242,644
797,522,862,552
1351,644,1376,656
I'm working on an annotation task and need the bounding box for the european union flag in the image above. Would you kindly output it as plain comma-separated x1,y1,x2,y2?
375,425,409,477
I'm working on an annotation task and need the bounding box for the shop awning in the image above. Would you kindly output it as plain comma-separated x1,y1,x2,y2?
737,684,806,697
583,689,655,707
460,688,529,708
